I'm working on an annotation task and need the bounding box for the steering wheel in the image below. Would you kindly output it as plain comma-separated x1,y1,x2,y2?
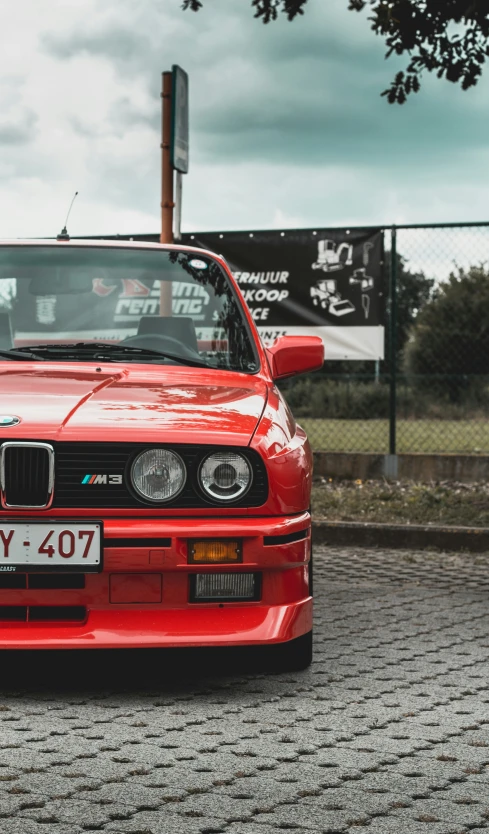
121,333,202,362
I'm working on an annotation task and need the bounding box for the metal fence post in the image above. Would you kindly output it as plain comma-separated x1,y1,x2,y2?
386,226,398,476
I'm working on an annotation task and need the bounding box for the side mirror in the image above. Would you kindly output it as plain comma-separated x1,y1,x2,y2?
266,335,324,381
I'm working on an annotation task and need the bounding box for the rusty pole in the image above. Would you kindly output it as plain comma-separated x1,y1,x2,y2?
160,70,173,314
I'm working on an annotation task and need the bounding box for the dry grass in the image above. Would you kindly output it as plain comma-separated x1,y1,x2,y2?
312,479,489,527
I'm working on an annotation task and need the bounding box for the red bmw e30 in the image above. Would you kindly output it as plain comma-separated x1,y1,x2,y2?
0,240,323,670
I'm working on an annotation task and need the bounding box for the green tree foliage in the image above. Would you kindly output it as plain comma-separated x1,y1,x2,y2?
182,0,308,21
389,253,434,364
350,1,489,103
182,1,489,102
407,266,489,397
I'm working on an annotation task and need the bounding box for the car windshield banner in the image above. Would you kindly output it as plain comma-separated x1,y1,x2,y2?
182,228,385,361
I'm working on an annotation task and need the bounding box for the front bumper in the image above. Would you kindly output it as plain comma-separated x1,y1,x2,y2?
0,513,312,649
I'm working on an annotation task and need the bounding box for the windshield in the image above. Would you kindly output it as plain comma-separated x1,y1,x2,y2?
0,245,259,373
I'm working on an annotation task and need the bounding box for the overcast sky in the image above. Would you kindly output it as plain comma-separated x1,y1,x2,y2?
1,0,489,238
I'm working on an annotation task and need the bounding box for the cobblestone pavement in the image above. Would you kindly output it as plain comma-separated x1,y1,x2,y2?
1,547,489,833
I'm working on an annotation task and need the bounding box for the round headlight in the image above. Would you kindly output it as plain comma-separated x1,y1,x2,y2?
199,452,252,502
131,448,186,503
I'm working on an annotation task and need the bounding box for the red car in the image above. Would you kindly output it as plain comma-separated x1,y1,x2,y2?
0,240,323,670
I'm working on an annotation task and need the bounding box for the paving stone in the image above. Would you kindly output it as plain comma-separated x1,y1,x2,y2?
104,810,207,834
0,822,83,834
1,546,489,832
394,796,483,826
225,825,286,834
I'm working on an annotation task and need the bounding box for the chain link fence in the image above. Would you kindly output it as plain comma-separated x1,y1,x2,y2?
281,222,489,454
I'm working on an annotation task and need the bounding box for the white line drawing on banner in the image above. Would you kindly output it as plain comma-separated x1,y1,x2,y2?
310,278,355,317
362,294,370,319
311,240,353,273
349,267,374,320
329,298,356,316
363,241,374,266
349,267,374,292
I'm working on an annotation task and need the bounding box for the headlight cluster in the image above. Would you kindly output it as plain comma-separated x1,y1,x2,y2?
130,449,253,504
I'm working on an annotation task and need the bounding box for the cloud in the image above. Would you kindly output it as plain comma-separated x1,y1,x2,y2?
42,26,152,69
40,0,489,172
0,76,39,148
0,109,38,146
0,0,488,238
108,97,159,133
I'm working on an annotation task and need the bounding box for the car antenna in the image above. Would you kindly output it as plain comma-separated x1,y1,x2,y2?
57,191,78,241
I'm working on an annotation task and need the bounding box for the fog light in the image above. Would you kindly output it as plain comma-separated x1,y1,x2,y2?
191,573,258,601
189,540,241,564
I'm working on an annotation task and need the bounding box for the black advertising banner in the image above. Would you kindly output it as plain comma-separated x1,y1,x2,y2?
182,228,385,360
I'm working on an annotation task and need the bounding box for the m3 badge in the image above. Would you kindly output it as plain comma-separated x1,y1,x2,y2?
81,474,123,485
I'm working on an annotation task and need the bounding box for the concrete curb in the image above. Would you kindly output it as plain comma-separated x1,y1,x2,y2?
312,520,489,552
312,452,489,483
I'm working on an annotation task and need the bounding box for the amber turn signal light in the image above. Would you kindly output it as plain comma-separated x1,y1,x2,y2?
189,540,241,564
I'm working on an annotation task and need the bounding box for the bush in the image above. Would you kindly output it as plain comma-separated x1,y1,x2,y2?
407,265,489,400
281,377,390,419
281,373,489,421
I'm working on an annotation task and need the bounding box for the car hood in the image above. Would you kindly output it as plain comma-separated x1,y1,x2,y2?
0,364,268,445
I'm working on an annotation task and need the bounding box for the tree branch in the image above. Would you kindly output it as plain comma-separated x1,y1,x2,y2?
181,0,489,102
351,0,489,102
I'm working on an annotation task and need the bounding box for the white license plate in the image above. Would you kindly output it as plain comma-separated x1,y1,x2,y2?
0,522,102,571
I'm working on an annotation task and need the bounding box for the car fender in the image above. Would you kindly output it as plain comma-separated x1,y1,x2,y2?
250,386,312,515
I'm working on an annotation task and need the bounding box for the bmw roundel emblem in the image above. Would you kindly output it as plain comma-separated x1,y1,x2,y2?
0,416,20,427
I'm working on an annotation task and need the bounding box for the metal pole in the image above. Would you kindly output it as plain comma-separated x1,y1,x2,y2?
389,226,397,456
174,171,182,241
160,70,173,314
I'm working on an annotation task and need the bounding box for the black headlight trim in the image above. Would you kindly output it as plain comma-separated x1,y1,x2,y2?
42,442,268,509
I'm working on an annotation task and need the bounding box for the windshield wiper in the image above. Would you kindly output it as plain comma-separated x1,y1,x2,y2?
0,348,43,361
15,343,210,369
